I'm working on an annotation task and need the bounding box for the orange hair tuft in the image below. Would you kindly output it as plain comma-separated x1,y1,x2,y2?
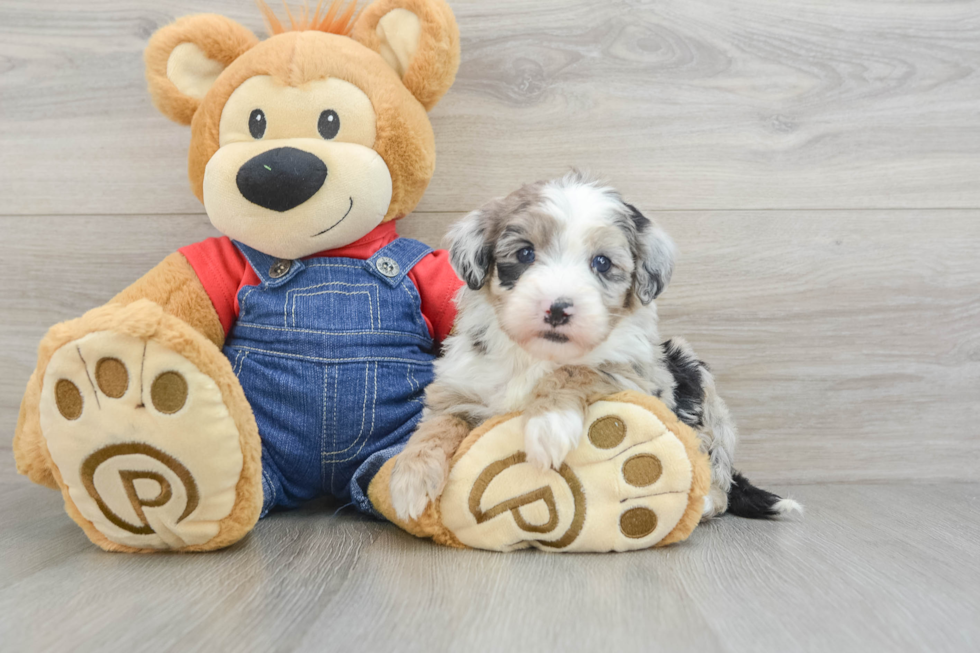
257,0,361,36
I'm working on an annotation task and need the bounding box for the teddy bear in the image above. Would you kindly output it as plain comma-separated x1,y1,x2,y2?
13,0,709,553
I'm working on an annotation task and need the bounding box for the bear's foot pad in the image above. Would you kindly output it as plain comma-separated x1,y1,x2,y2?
439,400,702,552
40,330,246,551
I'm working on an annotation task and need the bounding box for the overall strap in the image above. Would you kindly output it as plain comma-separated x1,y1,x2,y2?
364,237,433,288
232,241,305,288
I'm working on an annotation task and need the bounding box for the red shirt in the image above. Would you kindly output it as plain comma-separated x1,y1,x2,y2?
179,222,462,343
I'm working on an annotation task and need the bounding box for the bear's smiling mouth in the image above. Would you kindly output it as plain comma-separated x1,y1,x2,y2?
311,197,354,237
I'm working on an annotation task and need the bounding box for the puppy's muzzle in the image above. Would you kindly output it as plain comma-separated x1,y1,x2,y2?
545,299,574,327
236,147,328,213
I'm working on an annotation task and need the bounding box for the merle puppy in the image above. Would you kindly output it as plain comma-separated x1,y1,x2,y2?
390,173,801,522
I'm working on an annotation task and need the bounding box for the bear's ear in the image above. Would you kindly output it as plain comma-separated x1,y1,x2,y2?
352,0,460,110
145,15,259,125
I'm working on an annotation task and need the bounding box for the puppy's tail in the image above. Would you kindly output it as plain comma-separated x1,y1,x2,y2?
726,470,803,519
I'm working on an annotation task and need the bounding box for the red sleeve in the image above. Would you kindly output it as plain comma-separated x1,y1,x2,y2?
407,249,463,343
178,237,249,337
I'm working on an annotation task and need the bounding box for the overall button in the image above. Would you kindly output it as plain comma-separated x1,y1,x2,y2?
376,257,400,278
269,259,293,279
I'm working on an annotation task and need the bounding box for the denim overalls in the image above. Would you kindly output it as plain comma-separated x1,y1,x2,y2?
223,238,436,517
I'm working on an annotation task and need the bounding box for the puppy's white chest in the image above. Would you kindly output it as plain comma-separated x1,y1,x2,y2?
499,364,551,412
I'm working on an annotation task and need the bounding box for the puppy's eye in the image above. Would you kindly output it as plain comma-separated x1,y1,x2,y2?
517,247,536,264
249,109,267,139
592,255,612,273
318,110,340,139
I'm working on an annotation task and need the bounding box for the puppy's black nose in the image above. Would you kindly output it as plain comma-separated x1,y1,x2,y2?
236,147,327,212
545,300,573,327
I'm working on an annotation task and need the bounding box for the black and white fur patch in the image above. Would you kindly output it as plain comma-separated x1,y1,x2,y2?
662,338,706,429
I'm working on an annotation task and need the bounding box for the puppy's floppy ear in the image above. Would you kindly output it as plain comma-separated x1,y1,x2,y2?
351,0,460,110
626,203,676,304
145,15,259,125
446,208,495,291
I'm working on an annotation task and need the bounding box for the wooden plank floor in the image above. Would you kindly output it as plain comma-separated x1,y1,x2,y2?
2,470,979,653
3,0,980,214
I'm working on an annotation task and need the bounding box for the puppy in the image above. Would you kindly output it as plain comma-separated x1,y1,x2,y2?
391,172,801,522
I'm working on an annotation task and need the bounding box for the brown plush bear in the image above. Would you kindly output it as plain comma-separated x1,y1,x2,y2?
13,0,709,553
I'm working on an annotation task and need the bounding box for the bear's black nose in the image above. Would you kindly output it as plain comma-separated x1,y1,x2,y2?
236,147,327,212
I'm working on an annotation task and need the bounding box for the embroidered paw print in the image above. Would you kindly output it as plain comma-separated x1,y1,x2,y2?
439,400,701,552
586,415,666,539
54,359,189,420
40,331,245,550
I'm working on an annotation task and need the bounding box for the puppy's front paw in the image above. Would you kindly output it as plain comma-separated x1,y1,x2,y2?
390,447,450,521
524,410,585,471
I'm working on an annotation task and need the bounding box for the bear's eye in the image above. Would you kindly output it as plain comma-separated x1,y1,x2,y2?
318,110,340,139
248,109,266,139
592,255,612,274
